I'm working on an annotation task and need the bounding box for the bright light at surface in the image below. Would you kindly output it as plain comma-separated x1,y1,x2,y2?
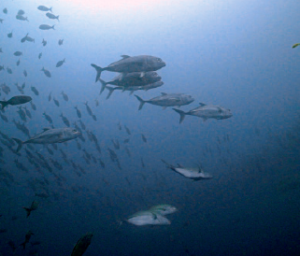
60,0,167,12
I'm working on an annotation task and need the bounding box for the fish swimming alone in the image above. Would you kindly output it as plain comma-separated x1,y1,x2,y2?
161,159,213,180
91,55,166,81
0,95,32,110
127,211,171,226
71,233,93,256
13,127,80,152
23,201,38,217
39,24,55,30
173,103,232,123
135,93,194,110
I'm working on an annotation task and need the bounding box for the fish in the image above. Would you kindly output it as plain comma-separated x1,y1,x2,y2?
0,96,32,110
74,106,81,118
0,18,3,23
173,103,233,123
38,52,42,59
18,10,25,15
7,31,13,38
56,58,65,67
105,81,164,99
292,43,300,49
22,33,35,43
58,39,64,45
161,159,213,180
30,101,36,110
31,86,39,96
38,6,52,12
71,233,93,256
149,204,177,216
39,24,55,30
91,55,166,81
84,102,93,116
3,8,7,14
16,15,28,21
14,51,22,56
24,107,32,118
46,12,59,21
1,83,10,94
124,125,131,135
141,134,147,143
60,113,70,127
16,59,20,65
127,211,171,226
61,91,68,101
0,65,5,71
98,71,161,94
53,98,60,107
8,240,16,252
135,93,194,110
41,67,51,77
48,92,52,101
23,70,27,77
6,67,12,74
23,201,38,217
20,230,34,249
13,127,80,152
42,39,47,46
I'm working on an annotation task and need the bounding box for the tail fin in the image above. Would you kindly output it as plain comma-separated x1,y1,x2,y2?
99,79,107,95
12,138,23,152
52,25,55,30
57,16,59,22
134,95,146,110
23,207,31,217
106,87,115,100
0,101,8,110
172,108,186,124
91,64,103,82
50,7,53,12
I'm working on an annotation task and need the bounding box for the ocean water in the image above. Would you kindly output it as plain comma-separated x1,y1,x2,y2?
0,0,300,255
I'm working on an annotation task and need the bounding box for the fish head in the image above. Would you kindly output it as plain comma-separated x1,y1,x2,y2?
220,108,233,119
147,56,166,70
185,95,195,104
65,128,81,139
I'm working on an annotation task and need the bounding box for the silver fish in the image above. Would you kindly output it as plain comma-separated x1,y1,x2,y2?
173,103,232,123
91,55,166,81
46,12,59,21
38,6,52,12
13,127,80,152
135,93,194,110
39,24,55,30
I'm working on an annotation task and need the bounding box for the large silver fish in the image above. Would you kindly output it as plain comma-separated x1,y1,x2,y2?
13,127,80,152
161,159,213,180
127,211,171,226
0,95,32,110
135,93,194,110
91,55,166,81
173,103,232,123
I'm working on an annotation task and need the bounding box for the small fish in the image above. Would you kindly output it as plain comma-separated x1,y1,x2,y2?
23,70,27,77
61,91,68,101
8,240,16,252
30,101,36,110
141,134,147,143
292,43,300,49
127,211,170,226
18,10,25,15
39,24,55,30
3,8,7,14
149,204,177,216
38,52,42,59
0,19,3,23
60,113,70,127
71,233,93,256
58,39,64,45
16,59,20,66
124,125,131,135
31,86,39,96
46,12,59,21
74,106,81,118
43,112,53,124
41,67,51,77
23,201,38,217
20,230,34,249
7,31,13,38
53,98,60,107
42,39,47,46
16,15,28,21
38,6,52,12
56,58,65,67
48,92,52,101
14,51,22,56
6,67,12,74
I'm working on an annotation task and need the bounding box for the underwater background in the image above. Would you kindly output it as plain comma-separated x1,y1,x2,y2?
0,0,300,255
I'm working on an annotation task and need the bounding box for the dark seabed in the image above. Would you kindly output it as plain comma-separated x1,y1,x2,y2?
0,0,300,255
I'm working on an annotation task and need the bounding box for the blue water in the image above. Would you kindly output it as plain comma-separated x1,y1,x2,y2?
0,0,300,255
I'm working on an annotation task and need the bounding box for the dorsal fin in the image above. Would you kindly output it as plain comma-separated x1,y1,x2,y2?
199,102,206,106
42,127,51,132
161,92,167,95
121,55,130,59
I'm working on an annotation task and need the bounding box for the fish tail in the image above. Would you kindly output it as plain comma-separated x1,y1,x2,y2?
99,79,107,95
134,95,146,110
0,101,8,110
172,108,186,124
52,25,55,30
50,7,53,12
57,16,59,22
12,138,23,152
91,64,103,82
23,207,31,217
106,87,115,100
